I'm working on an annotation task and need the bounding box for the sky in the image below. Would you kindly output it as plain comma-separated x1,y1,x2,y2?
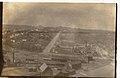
3,3,116,31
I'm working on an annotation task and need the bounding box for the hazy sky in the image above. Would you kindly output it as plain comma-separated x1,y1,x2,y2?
3,3,116,31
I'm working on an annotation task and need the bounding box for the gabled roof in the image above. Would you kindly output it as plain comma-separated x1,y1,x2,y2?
39,63,48,72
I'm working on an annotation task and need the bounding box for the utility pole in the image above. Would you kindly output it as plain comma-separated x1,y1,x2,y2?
13,52,14,63
12,48,15,65
12,48,14,63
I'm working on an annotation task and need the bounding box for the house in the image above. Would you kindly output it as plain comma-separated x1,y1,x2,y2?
27,63,53,76
41,66,53,76
55,70,69,76
71,62,82,70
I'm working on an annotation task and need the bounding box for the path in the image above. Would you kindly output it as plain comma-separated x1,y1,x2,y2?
42,32,61,53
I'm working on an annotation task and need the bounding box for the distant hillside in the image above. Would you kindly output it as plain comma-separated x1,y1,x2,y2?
3,24,44,31
3,24,115,33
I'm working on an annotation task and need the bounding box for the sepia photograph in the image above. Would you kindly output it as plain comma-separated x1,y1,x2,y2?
2,3,116,77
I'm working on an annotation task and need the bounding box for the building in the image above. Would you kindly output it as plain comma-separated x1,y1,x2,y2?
27,63,53,76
